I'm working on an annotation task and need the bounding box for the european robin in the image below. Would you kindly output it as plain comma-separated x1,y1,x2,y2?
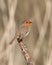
10,20,32,44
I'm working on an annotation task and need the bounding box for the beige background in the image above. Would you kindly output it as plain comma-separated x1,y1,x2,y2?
0,0,52,65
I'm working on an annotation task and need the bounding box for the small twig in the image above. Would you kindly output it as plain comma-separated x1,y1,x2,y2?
17,38,33,65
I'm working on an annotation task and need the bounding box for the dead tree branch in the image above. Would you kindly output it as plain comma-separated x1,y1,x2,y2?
16,38,34,65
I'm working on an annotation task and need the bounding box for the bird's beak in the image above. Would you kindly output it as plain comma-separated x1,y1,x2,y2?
30,22,32,23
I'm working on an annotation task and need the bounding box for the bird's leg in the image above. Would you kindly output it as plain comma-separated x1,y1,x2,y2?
17,38,23,43
17,33,23,43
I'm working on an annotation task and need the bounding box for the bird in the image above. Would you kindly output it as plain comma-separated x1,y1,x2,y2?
10,20,32,44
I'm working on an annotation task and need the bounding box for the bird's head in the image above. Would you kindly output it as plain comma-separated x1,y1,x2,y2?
26,20,32,27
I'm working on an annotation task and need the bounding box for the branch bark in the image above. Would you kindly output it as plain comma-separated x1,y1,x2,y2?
17,40,34,65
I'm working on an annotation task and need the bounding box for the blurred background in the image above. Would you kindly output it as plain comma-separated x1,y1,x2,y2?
0,0,52,65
